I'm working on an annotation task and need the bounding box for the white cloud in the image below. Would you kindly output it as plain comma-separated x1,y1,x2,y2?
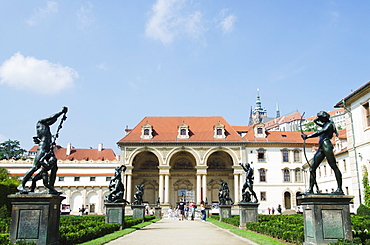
216,9,237,34
0,52,78,94
77,3,95,29
26,1,58,26
145,0,206,44
96,63,107,70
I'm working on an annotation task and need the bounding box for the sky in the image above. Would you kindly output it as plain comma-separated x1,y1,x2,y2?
0,1,369,154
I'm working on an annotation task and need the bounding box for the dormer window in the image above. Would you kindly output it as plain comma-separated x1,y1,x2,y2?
177,122,189,139
253,122,266,138
141,122,153,139
214,121,226,139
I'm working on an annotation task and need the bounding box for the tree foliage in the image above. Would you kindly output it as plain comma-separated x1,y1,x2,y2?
0,167,19,218
0,139,26,160
363,166,370,208
302,121,319,132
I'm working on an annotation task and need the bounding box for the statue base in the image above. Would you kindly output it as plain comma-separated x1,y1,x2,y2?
131,205,145,220
297,195,353,245
105,202,126,227
238,202,259,229
219,205,232,222
154,207,162,219
205,207,211,219
8,193,65,245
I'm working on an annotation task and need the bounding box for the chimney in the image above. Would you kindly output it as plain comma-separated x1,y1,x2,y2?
66,143,72,156
98,143,103,152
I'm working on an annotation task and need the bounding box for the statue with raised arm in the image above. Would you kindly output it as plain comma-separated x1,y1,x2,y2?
301,111,343,195
133,184,145,205
17,107,68,194
105,165,129,203
240,163,258,203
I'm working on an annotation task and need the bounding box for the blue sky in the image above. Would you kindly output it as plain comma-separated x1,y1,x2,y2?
0,1,369,153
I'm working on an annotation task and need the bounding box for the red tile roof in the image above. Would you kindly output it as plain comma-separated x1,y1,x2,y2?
118,116,243,143
55,148,116,161
265,111,302,130
28,145,117,161
118,116,319,145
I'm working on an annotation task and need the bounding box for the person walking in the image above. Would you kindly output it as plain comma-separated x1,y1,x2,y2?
200,200,206,222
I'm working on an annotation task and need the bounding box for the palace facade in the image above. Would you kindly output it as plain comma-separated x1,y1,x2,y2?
117,116,319,214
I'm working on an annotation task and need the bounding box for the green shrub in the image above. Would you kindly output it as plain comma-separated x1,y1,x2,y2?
245,215,304,244
357,204,370,216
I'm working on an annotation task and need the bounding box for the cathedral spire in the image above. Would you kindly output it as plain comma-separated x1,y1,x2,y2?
276,101,280,118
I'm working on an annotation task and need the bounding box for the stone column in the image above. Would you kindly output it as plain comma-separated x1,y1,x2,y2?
196,174,201,203
234,174,239,203
297,195,353,245
8,194,65,245
158,174,164,204
202,174,207,201
239,174,244,194
126,174,132,203
164,174,169,203
97,188,103,215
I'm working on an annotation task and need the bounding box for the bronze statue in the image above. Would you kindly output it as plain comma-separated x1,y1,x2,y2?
105,165,129,203
17,107,68,194
218,181,234,205
301,111,344,195
133,184,145,205
240,163,258,203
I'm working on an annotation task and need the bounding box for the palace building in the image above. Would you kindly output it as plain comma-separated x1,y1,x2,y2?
117,116,319,214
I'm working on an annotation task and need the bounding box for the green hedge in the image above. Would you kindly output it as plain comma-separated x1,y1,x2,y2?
59,215,156,245
246,215,304,244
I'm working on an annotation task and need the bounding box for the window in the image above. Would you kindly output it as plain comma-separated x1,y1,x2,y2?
318,167,321,177
90,177,96,181
217,128,222,135
177,123,190,139
345,187,349,195
257,127,263,134
283,169,290,182
213,122,226,139
295,169,302,182
343,159,347,172
363,102,370,127
260,192,266,201
324,165,327,176
59,176,64,181
141,123,153,139
74,177,80,181
257,149,265,162
282,150,289,162
259,169,266,182
293,150,300,162
106,177,112,182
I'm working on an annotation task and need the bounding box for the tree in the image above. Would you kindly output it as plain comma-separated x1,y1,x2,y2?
0,167,19,218
0,139,26,160
363,166,370,208
302,121,319,132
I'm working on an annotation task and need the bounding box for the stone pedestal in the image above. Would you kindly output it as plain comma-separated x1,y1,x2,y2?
154,207,162,219
8,194,65,245
219,205,232,222
205,207,211,218
238,202,259,229
297,195,353,245
105,202,126,227
131,205,145,220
